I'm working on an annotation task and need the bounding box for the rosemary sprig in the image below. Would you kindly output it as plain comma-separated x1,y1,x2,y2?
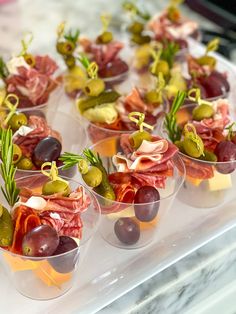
83,148,102,166
59,149,102,170
0,57,9,79
59,152,84,170
161,41,179,68
0,128,20,206
164,91,186,143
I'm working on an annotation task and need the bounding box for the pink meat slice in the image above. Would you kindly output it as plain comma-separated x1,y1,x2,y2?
34,55,58,76
20,187,90,239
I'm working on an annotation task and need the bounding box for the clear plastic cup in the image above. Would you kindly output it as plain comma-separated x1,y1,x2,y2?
0,174,101,300
6,108,88,178
161,103,236,208
89,136,185,249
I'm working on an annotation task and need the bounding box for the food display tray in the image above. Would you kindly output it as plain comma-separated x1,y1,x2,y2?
1,41,236,314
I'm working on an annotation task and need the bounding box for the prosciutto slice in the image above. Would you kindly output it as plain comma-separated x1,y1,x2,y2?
113,135,177,172
5,55,59,107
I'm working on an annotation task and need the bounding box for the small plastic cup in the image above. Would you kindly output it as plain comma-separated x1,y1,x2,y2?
90,136,185,249
8,108,88,179
161,103,236,208
0,174,101,300
75,89,166,144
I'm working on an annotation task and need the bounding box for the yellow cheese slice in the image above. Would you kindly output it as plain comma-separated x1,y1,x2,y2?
208,171,232,191
107,206,135,220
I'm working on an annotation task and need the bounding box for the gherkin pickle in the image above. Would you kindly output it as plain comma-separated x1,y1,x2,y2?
0,206,13,247
42,180,70,196
199,150,217,162
77,90,120,113
174,140,185,153
192,104,214,121
82,166,102,188
130,130,152,149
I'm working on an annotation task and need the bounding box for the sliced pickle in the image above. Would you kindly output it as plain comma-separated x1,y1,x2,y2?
77,91,120,113
0,206,13,247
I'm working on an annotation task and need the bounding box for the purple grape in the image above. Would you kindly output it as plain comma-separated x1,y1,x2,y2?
32,136,62,167
134,186,160,222
22,225,59,257
114,218,140,245
214,141,236,174
49,236,79,273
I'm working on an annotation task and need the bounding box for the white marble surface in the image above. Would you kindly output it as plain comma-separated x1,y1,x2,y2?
0,1,236,314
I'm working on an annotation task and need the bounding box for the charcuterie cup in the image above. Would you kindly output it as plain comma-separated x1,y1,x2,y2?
0,174,101,300
90,136,185,249
162,103,236,208
0,108,87,179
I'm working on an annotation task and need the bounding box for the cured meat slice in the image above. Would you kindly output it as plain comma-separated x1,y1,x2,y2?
181,155,214,179
114,136,178,172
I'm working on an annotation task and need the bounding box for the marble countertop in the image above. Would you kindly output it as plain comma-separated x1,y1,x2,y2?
0,1,236,313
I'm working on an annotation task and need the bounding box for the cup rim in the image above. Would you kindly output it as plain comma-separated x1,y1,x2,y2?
0,174,101,260
89,136,186,206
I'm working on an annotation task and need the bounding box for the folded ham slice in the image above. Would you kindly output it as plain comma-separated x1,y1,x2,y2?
113,135,177,172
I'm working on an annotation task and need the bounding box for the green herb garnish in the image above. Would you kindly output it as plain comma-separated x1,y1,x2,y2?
0,128,20,206
161,41,179,68
164,91,186,143
0,57,9,79
60,149,115,200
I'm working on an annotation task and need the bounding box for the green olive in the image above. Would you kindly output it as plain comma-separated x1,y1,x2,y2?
8,112,28,132
145,90,162,105
130,130,152,149
78,159,89,175
16,157,33,170
56,40,75,56
24,54,36,67
151,60,169,77
83,78,105,97
197,56,216,69
65,55,76,68
131,34,151,45
174,140,185,153
82,166,102,187
96,31,113,44
42,180,70,196
12,144,22,164
199,149,217,162
128,21,144,34
182,135,204,158
192,104,214,121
